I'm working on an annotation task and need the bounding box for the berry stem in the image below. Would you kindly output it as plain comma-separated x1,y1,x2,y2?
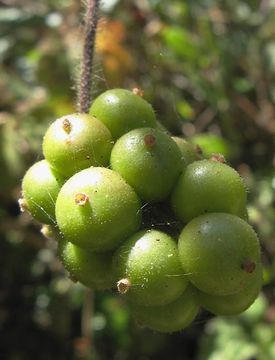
81,289,94,357
144,134,156,148
75,192,89,206
241,260,256,274
117,278,131,294
18,198,28,212
78,0,100,113
62,118,72,134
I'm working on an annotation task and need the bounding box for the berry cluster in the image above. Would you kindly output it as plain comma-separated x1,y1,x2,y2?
19,88,262,333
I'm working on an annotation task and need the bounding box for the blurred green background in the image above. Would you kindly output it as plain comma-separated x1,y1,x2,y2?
1,0,275,359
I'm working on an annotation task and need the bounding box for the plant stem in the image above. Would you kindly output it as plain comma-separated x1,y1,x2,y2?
81,288,94,358
79,0,100,113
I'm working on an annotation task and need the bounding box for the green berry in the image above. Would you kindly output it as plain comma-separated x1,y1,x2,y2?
43,113,113,178
113,229,188,306
190,133,231,159
198,269,262,315
89,88,157,140
172,137,202,166
21,160,65,224
111,128,183,202
171,159,247,222
178,213,261,296
58,239,114,290
55,167,142,251
131,286,199,333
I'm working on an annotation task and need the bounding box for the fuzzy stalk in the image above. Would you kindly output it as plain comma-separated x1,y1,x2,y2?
78,0,100,113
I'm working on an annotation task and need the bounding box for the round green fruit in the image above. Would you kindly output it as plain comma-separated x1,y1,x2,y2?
55,167,142,251
43,113,113,178
190,133,232,159
21,160,65,224
131,286,199,333
111,128,183,202
113,229,188,306
89,88,157,140
172,137,202,166
171,159,247,222
58,239,114,290
198,270,262,316
178,213,261,296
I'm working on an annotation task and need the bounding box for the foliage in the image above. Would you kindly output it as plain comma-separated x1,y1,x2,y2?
1,0,275,359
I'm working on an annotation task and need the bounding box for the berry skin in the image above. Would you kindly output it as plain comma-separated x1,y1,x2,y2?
21,160,65,224
198,269,262,316
89,88,157,140
113,229,188,306
110,128,183,202
178,213,261,296
131,286,199,333
42,113,114,179
55,167,142,251
172,137,202,166
58,239,114,290
171,159,247,222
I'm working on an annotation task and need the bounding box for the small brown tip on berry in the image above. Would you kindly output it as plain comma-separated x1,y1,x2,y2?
132,87,144,97
18,198,28,212
210,153,226,163
241,260,256,274
195,144,203,155
117,278,131,294
62,118,72,134
144,134,156,147
75,192,89,206
41,224,55,240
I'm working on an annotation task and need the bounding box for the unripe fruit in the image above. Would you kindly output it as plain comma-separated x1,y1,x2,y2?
55,167,142,251
131,286,199,333
111,128,183,202
89,88,157,140
198,269,262,316
43,113,113,178
58,239,114,290
21,160,65,224
113,230,188,306
172,137,202,166
171,159,247,222
190,133,231,159
178,213,261,296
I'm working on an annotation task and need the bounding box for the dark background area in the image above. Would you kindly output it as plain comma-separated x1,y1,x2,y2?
0,0,275,359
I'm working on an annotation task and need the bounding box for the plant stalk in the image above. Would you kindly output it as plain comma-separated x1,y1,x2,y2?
79,0,100,113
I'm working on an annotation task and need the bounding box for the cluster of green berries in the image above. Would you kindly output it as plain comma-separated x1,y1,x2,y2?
19,88,262,333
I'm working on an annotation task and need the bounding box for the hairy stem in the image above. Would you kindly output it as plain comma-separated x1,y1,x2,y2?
79,0,100,113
